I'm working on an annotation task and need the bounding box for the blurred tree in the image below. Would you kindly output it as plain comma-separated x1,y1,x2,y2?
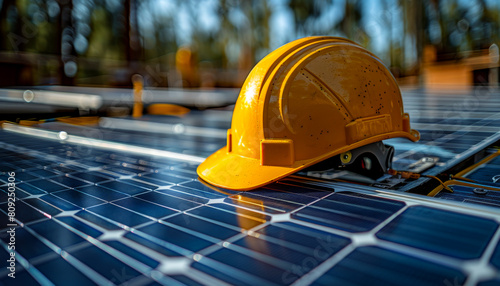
58,0,76,85
1,0,499,86
424,0,500,60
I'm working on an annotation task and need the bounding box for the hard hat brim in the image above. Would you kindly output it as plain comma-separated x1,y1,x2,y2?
197,129,419,191
197,146,297,191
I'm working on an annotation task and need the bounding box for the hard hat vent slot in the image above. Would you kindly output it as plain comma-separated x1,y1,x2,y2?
226,129,232,152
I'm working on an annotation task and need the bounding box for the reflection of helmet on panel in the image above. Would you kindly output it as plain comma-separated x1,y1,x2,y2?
197,36,420,191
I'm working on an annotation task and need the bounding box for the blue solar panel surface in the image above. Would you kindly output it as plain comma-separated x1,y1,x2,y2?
0,88,500,285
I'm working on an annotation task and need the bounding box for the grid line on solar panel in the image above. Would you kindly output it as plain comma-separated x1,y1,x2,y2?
106,163,156,174
224,193,304,214
86,203,155,228
21,178,68,193
76,185,129,202
192,258,274,286
376,205,499,260
226,238,306,270
52,189,107,208
114,240,188,281
55,216,104,238
69,245,143,284
39,194,84,211
0,200,50,225
28,220,87,250
178,180,241,196
235,228,350,273
104,240,160,269
485,230,500,272
0,227,53,261
5,171,38,182
50,175,93,189
155,219,225,245
102,166,138,176
131,223,213,255
0,252,54,285
185,205,266,232
123,232,184,257
97,180,151,196
28,257,99,285
199,247,303,285
75,210,127,231
22,197,63,217
111,196,179,219
139,172,193,185
68,171,114,184
206,203,271,224
312,246,467,286
119,178,160,190
15,182,48,195
136,191,203,212
23,168,60,178
249,187,322,204
170,185,227,200
161,213,241,241
78,240,160,282
156,187,211,204
291,191,406,233
0,185,30,199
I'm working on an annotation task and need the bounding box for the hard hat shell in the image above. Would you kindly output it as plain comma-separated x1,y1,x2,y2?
197,36,420,190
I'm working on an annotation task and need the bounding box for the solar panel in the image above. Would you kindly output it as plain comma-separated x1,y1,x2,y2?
1,88,500,285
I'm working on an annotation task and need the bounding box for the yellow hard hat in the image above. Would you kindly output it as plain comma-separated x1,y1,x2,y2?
197,36,420,190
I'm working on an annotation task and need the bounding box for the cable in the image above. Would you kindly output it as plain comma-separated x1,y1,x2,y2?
388,169,453,193
450,175,476,183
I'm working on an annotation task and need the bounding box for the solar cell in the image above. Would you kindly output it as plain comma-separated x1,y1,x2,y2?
163,213,240,240
98,180,151,196
123,232,184,257
0,227,52,260
377,206,498,259
33,257,99,285
76,185,129,201
314,246,466,286
56,216,103,238
292,192,405,233
69,245,142,283
75,210,124,231
53,189,106,208
40,194,82,211
87,203,154,227
135,223,214,253
195,248,301,285
28,220,86,249
1,200,48,224
112,197,179,219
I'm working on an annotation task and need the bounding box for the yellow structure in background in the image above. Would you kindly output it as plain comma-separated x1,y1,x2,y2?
132,74,144,117
421,45,499,88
